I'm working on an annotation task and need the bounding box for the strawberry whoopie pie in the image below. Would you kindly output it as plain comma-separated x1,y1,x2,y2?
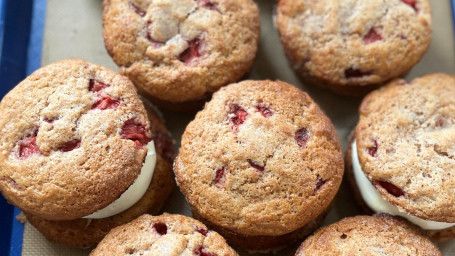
275,0,432,95
346,73,455,242
0,59,174,248
175,80,344,250
102,0,260,111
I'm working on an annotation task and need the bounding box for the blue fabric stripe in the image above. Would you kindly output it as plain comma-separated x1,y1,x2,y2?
0,0,46,255
27,0,46,75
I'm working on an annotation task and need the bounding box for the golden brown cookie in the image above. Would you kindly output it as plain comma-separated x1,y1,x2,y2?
275,0,432,95
174,80,344,250
295,214,441,256
102,0,260,108
90,214,239,256
25,101,175,248
0,59,153,220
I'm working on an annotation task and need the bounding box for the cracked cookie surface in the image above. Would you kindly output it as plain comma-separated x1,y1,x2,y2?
102,0,260,103
175,80,344,236
90,214,238,256
356,73,455,223
296,214,441,256
275,0,432,94
0,59,151,220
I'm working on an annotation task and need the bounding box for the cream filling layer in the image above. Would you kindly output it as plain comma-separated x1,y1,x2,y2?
352,140,455,230
83,141,157,219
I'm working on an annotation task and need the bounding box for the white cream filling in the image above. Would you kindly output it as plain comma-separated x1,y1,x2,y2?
352,140,455,230
83,141,157,219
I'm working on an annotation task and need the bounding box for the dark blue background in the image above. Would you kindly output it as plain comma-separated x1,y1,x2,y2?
0,0,45,255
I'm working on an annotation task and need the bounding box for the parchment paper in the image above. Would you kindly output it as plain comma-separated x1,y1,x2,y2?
22,0,455,255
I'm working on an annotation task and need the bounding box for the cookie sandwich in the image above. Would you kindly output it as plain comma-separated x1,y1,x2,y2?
0,59,175,248
346,73,455,242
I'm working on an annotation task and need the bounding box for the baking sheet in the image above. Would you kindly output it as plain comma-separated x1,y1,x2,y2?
22,0,455,255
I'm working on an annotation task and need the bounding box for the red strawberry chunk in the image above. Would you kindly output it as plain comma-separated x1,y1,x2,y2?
59,139,81,152
92,95,120,110
364,28,382,44
374,180,405,197
229,104,248,127
314,175,326,194
213,166,226,185
345,68,372,78
121,118,151,148
89,79,110,92
195,226,208,236
401,0,418,12
256,103,273,117
179,38,201,64
153,222,168,235
197,0,219,11
367,139,379,157
295,128,309,148
247,159,264,172
129,1,146,17
19,136,40,159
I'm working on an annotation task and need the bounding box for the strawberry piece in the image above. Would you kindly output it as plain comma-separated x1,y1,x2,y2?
92,95,120,110
229,104,248,127
121,118,151,148
374,180,405,197
367,139,379,157
179,38,201,64
89,79,110,92
256,103,273,117
247,159,264,172
153,222,167,235
59,139,81,152
295,128,309,148
19,134,40,159
364,28,382,44
344,68,372,78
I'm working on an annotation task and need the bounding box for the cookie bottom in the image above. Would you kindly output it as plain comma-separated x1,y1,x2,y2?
345,132,455,242
191,207,329,251
26,155,174,248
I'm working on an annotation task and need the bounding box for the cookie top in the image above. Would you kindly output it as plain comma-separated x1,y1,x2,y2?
102,0,260,103
276,0,432,89
175,80,344,236
0,59,152,220
90,214,239,256
296,214,441,256
356,73,455,223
